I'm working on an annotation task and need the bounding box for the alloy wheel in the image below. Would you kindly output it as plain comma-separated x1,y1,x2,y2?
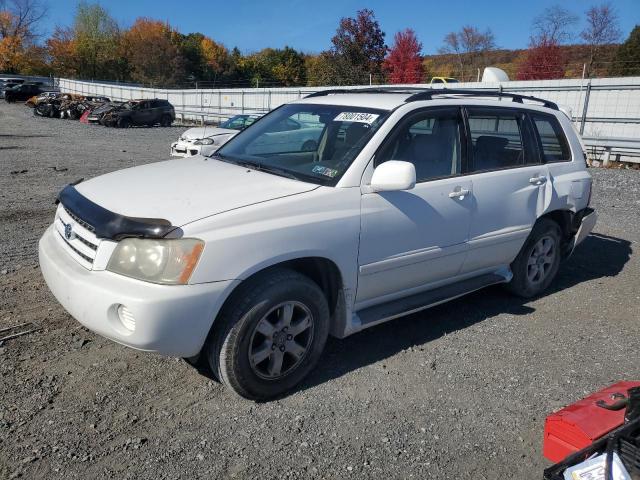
527,235,556,285
248,301,314,380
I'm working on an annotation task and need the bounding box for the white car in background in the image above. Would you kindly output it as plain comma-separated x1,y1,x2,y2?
170,114,261,157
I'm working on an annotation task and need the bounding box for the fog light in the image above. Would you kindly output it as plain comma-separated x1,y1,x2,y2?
117,305,136,332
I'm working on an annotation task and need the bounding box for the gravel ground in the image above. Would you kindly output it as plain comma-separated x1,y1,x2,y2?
0,102,639,479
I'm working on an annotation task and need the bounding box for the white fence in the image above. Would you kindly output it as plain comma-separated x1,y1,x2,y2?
57,76,640,163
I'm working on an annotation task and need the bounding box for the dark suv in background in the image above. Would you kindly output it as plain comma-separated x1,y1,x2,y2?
104,99,175,127
4,83,44,103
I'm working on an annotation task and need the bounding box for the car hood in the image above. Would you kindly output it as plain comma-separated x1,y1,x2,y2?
180,127,237,140
74,157,318,227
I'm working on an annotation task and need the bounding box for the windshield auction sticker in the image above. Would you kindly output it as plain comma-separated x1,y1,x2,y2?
333,112,379,124
312,165,338,178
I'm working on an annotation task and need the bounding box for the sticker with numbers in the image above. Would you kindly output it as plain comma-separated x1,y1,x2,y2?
333,112,379,124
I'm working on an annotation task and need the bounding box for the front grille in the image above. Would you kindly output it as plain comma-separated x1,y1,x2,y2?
63,205,95,232
54,204,101,269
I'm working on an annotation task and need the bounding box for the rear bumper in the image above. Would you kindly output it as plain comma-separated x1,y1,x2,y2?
39,225,238,357
570,208,597,254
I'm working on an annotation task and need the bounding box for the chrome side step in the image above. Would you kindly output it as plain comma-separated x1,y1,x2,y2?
356,272,508,329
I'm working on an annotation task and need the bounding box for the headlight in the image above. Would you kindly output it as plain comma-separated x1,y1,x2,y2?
107,238,204,285
194,137,215,145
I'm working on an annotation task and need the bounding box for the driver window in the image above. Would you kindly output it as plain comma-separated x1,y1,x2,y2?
376,108,463,182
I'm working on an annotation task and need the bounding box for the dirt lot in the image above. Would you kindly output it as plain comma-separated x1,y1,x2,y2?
0,101,639,479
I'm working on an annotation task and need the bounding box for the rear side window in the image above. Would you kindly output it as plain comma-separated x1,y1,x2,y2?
466,108,536,172
531,114,571,163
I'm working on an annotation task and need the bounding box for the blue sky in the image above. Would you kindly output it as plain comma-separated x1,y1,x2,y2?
42,0,640,54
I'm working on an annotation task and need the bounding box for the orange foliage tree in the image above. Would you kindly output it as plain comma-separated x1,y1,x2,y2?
122,18,184,86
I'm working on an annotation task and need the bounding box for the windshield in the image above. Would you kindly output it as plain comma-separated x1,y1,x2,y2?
220,115,255,130
214,104,389,186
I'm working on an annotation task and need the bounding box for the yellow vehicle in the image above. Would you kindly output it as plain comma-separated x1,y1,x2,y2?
430,77,459,85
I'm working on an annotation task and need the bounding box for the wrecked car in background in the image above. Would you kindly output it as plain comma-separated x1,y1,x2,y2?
101,99,175,128
86,101,123,124
29,93,111,120
170,114,262,157
25,92,59,107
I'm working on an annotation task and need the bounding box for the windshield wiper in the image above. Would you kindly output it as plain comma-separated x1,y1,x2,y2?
257,165,300,180
209,154,300,181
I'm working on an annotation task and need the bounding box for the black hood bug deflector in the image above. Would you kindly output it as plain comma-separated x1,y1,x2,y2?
57,184,175,240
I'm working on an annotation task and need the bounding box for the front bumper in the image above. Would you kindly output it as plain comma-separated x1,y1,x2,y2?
39,225,238,357
171,141,202,157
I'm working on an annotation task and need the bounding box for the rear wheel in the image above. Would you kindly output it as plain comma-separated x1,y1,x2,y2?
505,218,562,298
205,268,330,400
160,114,172,127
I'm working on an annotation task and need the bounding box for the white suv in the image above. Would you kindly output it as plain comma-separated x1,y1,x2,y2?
39,88,596,400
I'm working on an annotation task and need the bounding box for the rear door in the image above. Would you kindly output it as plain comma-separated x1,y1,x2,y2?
460,106,549,274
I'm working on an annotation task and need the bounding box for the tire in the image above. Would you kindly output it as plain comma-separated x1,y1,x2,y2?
205,268,330,400
117,117,131,128
505,218,562,298
160,114,172,127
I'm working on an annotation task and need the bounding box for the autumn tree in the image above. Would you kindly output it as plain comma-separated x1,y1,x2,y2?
581,3,621,76
516,35,567,80
200,36,229,80
241,47,306,86
47,26,78,77
327,9,386,84
383,29,423,84
122,18,185,86
609,25,640,76
0,0,46,73
305,52,340,86
440,26,495,81
73,2,123,80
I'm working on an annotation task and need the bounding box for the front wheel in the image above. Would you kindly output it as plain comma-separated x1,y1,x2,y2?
117,117,131,128
160,114,172,127
505,218,562,298
205,268,330,400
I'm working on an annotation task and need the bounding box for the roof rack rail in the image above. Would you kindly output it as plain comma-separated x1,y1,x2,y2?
305,87,558,110
305,87,428,98
405,88,559,110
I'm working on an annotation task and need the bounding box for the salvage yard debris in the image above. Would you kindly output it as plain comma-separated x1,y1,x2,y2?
30,93,110,120
27,95,175,128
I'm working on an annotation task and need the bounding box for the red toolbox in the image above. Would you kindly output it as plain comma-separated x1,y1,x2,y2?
544,381,640,463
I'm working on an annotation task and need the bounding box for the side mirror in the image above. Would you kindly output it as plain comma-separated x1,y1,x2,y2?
370,161,416,192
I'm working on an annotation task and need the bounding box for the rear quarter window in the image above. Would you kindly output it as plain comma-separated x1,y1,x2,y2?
531,114,571,163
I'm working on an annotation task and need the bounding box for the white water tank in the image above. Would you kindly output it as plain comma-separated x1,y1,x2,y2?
481,67,510,83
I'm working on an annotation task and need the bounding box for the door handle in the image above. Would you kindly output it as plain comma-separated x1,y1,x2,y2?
529,176,547,185
448,188,470,199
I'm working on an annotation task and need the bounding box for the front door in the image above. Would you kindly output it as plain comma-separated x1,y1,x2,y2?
357,107,473,307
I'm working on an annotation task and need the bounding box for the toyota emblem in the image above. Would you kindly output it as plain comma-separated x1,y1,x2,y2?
64,222,73,240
